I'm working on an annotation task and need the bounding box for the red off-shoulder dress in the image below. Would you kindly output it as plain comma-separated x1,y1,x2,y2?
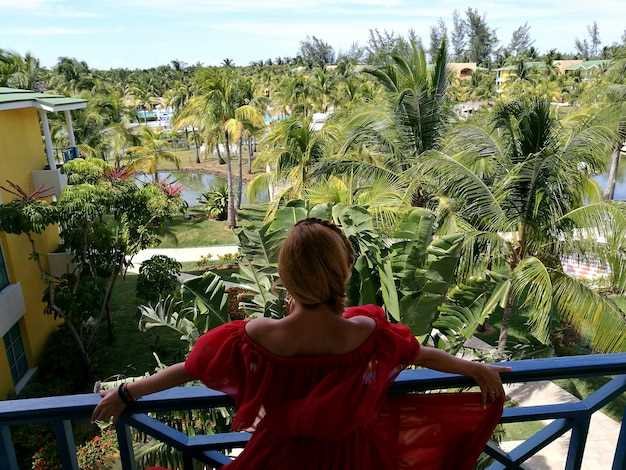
181,305,502,470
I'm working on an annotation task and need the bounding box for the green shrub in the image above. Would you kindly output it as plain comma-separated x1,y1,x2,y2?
197,184,228,220
62,158,111,185
137,255,182,303
31,428,118,470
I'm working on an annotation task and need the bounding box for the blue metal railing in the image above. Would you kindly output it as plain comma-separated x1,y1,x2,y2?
1,353,625,469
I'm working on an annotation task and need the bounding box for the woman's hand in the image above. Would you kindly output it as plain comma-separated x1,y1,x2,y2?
468,363,511,407
92,388,127,424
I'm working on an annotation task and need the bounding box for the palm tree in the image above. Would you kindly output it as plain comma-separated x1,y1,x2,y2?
602,57,626,200
0,49,41,89
191,70,265,227
165,81,200,163
419,97,626,353
248,116,329,204
127,127,180,182
102,123,133,168
311,39,449,210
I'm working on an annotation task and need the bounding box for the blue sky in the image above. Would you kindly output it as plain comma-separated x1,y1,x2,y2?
1,0,625,69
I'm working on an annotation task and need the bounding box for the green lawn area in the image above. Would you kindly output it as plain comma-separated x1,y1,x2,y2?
501,421,545,441
91,275,186,380
158,216,237,248
556,376,626,423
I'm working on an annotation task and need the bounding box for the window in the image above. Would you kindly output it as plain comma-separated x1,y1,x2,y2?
0,247,8,291
3,323,28,384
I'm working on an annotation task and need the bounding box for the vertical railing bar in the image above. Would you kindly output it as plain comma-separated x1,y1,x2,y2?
0,425,19,470
117,418,137,470
565,415,591,470
53,420,79,470
182,451,194,470
201,450,234,467
612,407,626,470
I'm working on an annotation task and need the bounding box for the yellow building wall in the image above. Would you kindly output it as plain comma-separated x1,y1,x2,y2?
0,108,62,398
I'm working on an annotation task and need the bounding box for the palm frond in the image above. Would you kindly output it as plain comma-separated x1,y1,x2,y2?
512,257,553,344
553,273,626,352
416,150,505,230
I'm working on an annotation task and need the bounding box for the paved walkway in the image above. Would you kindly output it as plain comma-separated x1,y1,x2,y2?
500,380,621,469
463,337,621,468
128,245,239,273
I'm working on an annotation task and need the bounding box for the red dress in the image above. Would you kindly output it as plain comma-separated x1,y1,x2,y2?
182,305,503,470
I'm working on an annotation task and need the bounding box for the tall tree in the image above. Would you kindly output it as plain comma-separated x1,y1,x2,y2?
127,127,180,182
420,97,626,353
575,38,591,59
429,19,448,63
451,10,467,61
464,8,498,65
190,70,265,226
588,22,602,57
508,23,533,56
0,50,42,89
299,36,335,67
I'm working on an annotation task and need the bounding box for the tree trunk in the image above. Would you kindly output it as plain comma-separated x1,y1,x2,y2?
248,136,254,174
225,133,237,227
100,266,121,342
604,142,622,200
237,137,243,209
184,128,190,149
216,143,225,165
497,289,514,353
192,128,201,164
65,318,92,374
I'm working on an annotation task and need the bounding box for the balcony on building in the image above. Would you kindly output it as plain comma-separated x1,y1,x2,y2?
0,88,87,199
0,352,625,469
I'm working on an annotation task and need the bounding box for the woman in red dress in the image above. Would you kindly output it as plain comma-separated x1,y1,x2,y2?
94,218,508,469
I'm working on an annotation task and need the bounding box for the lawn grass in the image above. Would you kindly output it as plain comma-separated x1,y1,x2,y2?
501,421,545,441
91,274,186,380
555,376,626,423
158,216,237,248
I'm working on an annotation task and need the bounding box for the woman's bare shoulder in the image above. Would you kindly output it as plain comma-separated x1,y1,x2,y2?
345,315,376,331
244,317,281,340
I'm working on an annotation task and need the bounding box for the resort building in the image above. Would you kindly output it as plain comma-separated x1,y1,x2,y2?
495,59,610,91
447,62,478,80
563,59,612,79
0,87,86,398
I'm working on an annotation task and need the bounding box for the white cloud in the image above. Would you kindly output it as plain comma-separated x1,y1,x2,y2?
0,0,51,7
121,0,404,13
1,26,120,36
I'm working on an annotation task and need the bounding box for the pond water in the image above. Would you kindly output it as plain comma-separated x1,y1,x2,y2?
136,171,268,206
595,174,626,200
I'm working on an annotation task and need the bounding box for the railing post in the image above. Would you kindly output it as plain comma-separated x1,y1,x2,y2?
565,415,591,470
182,451,194,470
117,418,137,470
53,420,79,470
612,408,626,470
0,426,18,470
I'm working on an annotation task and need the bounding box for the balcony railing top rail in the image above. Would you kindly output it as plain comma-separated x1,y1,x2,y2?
1,352,625,470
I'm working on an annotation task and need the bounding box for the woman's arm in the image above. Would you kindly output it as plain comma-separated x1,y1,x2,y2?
92,362,193,423
416,346,511,406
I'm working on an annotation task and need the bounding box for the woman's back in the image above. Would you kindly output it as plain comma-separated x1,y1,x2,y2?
184,305,502,470
244,303,376,356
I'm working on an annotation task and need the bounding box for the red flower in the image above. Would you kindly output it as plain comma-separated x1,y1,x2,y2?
159,181,183,198
105,167,134,182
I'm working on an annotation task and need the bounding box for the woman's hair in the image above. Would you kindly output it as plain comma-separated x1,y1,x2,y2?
278,218,354,311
